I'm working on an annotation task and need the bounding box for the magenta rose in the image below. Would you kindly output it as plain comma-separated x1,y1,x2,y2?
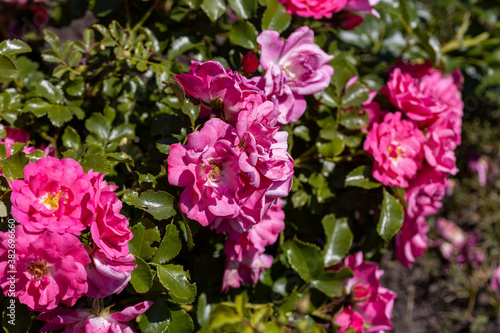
491,267,500,291
364,112,425,188
279,0,348,19
0,226,90,311
38,301,153,333
395,216,429,268
331,252,397,332
10,156,94,235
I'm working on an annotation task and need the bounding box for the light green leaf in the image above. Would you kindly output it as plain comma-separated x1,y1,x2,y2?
228,0,256,19
0,55,17,77
261,0,291,33
201,0,226,22
229,20,258,49
310,267,353,297
167,308,194,333
130,256,154,293
0,39,31,57
344,165,381,189
0,151,28,181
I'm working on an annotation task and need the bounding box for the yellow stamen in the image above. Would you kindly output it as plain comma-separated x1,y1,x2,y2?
41,191,64,210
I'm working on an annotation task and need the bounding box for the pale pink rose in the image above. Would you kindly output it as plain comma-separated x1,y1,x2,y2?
468,155,498,187
435,218,467,252
381,65,463,126
279,0,348,19
364,112,425,188
10,156,94,235
331,252,396,332
38,301,153,333
257,27,334,123
86,172,133,260
491,267,500,291
175,61,266,123
222,253,273,291
0,226,90,311
395,216,429,268
404,166,448,219
85,249,136,298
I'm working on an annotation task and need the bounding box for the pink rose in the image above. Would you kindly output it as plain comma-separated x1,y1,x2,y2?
256,27,334,123
491,267,500,291
364,112,425,188
10,156,94,235
0,226,90,311
38,301,153,333
85,249,136,298
381,65,464,127
331,252,397,332
86,172,133,260
279,0,348,19
175,61,266,123
395,216,429,268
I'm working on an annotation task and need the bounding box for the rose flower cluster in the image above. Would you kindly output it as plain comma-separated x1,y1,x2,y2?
0,156,148,331
170,26,333,289
363,62,464,267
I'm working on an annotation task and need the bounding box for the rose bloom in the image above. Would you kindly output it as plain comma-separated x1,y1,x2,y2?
395,215,429,268
38,301,153,333
491,267,500,291
10,156,94,235
0,226,90,311
364,112,425,188
256,26,333,123
175,60,266,123
330,252,397,332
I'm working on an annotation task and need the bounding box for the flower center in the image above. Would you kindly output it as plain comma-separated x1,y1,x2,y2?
209,161,223,180
387,144,404,160
40,191,64,210
28,261,49,280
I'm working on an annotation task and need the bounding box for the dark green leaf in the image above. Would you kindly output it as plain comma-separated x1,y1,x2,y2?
85,113,111,138
66,77,85,97
1,151,28,181
229,20,258,49
344,165,381,189
201,0,226,22
80,152,109,174
261,0,291,33
167,308,194,333
156,264,197,301
47,105,73,127
130,256,154,293
129,223,161,261
228,0,256,19
164,80,185,105
152,224,182,264
37,80,64,104
62,126,81,150
310,267,353,297
285,238,324,282
109,124,135,143
322,215,353,266
377,188,404,242
182,99,200,127
138,297,171,333
0,55,17,77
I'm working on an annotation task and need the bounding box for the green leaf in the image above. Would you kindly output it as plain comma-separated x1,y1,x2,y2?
138,297,171,333
129,223,161,261
85,113,111,138
182,99,200,127
229,20,258,49
0,55,17,77
152,224,182,264
285,238,324,282
342,82,370,108
62,126,81,150
322,215,353,266
1,151,28,181
0,39,31,57
66,77,85,97
377,188,404,242
183,0,202,9
261,0,291,33
344,165,381,189
103,76,123,98
126,190,176,221
196,293,210,328
43,30,60,50
167,308,194,333
208,305,241,329
164,79,185,105
37,80,64,104
310,267,353,297
156,143,170,155
291,189,309,208
201,0,226,22
83,28,95,51
80,152,109,174
340,107,369,130
228,0,256,19
156,264,197,301
130,256,154,293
